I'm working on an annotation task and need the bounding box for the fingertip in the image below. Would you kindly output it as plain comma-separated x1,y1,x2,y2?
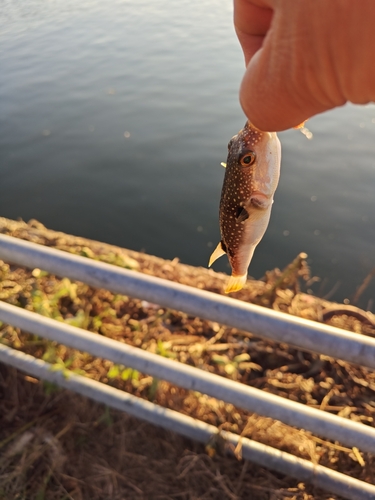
239,85,307,132
239,60,311,132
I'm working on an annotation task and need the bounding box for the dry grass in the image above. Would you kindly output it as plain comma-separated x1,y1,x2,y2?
0,217,375,499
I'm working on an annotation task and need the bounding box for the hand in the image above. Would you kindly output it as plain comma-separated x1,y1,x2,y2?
234,0,375,131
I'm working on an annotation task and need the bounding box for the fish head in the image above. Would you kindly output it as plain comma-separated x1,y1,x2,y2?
226,121,281,199
226,122,264,166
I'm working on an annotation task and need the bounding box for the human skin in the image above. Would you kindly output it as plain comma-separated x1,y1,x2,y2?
234,0,375,131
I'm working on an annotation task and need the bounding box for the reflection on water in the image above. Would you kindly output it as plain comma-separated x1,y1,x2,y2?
1,0,375,308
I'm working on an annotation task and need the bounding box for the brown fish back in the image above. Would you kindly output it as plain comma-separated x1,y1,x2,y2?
219,123,264,258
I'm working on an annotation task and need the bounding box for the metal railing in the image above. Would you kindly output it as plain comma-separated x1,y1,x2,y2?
0,234,374,500
0,234,374,369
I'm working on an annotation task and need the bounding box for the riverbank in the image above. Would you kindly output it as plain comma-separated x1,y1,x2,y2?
0,217,374,499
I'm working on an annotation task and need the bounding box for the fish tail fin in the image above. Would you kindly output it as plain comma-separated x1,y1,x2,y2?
208,242,226,267
225,274,247,294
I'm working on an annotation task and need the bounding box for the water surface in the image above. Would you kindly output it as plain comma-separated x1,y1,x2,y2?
1,0,375,308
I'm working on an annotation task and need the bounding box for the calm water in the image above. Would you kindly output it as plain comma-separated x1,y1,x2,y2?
1,0,375,308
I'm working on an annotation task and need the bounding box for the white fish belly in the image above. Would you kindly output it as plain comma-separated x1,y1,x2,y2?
235,207,272,276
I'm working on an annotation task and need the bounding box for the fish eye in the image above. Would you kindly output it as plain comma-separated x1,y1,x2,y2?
240,151,256,166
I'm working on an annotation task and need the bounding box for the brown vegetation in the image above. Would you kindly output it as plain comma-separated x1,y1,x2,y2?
0,217,374,499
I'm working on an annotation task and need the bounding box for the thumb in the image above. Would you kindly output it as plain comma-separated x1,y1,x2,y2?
239,46,314,132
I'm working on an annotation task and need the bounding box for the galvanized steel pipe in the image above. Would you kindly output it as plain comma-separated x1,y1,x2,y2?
1,300,375,453
0,234,374,369
0,344,374,500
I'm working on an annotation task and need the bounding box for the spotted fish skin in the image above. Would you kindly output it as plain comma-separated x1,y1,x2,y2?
209,121,281,293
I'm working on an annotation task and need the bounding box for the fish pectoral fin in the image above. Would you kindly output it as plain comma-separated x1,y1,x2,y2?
208,242,226,267
225,274,247,294
220,162,227,168
249,193,271,210
235,206,249,223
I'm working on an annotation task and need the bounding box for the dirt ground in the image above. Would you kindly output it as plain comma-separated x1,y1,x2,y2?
0,217,375,500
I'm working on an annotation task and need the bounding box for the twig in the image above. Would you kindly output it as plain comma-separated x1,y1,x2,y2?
353,268,375,305
0,419,37,450
262,252,308,299
323,280,341,300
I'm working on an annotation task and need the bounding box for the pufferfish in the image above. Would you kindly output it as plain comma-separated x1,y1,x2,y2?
209,121,281,293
